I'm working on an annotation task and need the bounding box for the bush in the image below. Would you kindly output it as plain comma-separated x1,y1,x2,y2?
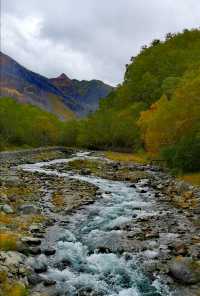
161,131,200,172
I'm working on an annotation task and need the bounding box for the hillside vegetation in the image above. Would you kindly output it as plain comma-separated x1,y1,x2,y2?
0,29,199,174
62,29,200,173
0,98,65,149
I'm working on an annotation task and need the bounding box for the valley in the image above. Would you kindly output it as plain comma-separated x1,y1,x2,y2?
0,27,200,296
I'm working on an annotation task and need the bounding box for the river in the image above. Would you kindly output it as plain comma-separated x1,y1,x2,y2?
21,152,171,296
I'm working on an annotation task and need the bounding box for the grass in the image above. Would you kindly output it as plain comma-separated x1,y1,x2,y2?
0,185,33,198
0,145,32,152
4,282,28,296
0,232,19,251
33,150,64,161
68,159,101,172
105,151,149,164
0,212,13,224
15,214,46,232
48,94,75,121
0,183,39,212
0,273,29,296
52,192,65,208
178,173,200,186
0,211,45,237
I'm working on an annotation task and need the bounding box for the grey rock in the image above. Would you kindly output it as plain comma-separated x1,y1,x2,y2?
0,251,26,273
169,257,200,284
157,184,164,190
0,175,21,186
1,204,14,214
143,250,160,259
28,273,43,285
43,278,56,286
29,224,42,233
80,168,91,175
28,247,42,255
189,244,200,259
43,248,56,256
176,181,190,194
19,204,39,215
21,237,41,246
0,193,8,202
32,255,48,273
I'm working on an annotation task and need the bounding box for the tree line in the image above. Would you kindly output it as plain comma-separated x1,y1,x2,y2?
0,28,199,173
61,29,200,173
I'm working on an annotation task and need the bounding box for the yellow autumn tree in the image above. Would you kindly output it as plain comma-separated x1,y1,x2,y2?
137,68,200,154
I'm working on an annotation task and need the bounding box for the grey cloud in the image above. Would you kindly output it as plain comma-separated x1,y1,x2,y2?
2,0,200,85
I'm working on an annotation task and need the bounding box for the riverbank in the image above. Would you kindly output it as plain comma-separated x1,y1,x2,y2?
0,148,97,296
0,148,200,296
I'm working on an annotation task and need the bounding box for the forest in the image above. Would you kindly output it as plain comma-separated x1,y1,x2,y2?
0,98,64,149
0,29,200,173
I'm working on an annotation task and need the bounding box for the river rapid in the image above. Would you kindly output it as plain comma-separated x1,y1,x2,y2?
21,152,171,296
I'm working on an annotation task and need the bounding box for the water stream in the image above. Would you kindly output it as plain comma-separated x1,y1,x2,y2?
21,152,171,296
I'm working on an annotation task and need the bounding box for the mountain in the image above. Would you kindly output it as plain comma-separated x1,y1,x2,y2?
50,74,113,116
0,52,113,118
0,52,75,120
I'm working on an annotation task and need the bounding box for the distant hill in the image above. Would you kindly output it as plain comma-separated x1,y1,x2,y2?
50,74,113,116
0,52,112,118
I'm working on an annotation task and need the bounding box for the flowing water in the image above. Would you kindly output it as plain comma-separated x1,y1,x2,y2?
21,152,171,296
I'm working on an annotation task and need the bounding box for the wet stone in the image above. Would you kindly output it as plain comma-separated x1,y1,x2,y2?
21,237,42,246
32,255,48,273
28,247,42,255
11,150,200,296
28,273,43,285
169,257,200,284
19,204,39,215
43,248,56,256
43,278,56,286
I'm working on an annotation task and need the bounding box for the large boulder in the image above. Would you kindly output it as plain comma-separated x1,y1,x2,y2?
169,257,200,284
0,251,27,275
30,254,48,273
0,251,26,267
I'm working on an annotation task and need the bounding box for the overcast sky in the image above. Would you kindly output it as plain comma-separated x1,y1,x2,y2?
1,0,200,85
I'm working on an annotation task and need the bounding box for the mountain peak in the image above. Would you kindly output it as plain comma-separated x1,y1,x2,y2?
58,73,70,80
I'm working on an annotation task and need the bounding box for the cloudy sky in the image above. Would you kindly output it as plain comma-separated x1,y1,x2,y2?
1,0,200,85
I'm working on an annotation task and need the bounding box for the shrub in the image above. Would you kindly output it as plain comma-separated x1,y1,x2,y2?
161,131,200,173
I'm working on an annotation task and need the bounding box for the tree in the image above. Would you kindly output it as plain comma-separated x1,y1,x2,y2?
138,68,200,155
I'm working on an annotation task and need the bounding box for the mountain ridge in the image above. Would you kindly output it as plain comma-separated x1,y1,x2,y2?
49,74,113,116
0,52,113,118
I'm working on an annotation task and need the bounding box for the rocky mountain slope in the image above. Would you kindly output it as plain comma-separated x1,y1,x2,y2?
50,73,113,116
0,52,75,120
0,52,112,118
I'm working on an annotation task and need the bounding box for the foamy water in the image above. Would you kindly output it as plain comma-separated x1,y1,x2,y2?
21,152,171,296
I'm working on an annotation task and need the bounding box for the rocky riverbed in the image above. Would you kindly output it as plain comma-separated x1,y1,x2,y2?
0,149,200,296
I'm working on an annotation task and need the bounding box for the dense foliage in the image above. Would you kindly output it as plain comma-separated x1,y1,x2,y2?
62,29,200,172
0,98,64,149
